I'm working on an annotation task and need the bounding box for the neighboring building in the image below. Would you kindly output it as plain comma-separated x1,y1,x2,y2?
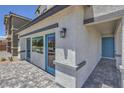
17,5,124,87
0,36,6,51
4,12,31,56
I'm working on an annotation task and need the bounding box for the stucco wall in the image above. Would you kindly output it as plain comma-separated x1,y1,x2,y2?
76,26,101,87
69,6,102,87
55,6,84,88
84,5,124,20
18,6,102,88
56,6,101,87
93,5,124,17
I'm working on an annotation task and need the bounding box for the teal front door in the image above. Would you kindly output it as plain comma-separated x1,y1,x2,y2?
45,33,55,75
26,38,31,61
102,37,114,58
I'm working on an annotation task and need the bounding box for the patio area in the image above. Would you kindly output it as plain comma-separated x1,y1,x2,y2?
0,51,122,88
0,61,61,88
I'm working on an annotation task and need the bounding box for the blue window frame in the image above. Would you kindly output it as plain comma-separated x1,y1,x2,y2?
45,33,55,75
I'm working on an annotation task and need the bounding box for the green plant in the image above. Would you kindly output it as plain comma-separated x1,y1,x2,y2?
1,57,6,61
8,57,14,62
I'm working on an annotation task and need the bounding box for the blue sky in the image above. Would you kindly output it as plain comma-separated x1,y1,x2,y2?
0,5,38,36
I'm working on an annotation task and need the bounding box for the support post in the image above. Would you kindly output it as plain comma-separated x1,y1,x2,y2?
120,17,124,87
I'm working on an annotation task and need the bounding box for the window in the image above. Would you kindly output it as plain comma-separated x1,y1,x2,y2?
32,36,44,54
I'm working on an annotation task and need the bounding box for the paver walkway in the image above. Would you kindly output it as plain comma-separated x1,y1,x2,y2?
0,54,121,88
0,61,61,88
82,58,121,88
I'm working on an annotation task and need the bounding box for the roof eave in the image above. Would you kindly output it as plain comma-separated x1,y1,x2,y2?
17,5,70,33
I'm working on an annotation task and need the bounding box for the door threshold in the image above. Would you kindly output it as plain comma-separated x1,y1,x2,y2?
101,57,115,60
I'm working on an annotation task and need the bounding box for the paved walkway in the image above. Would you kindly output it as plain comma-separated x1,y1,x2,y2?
0,55,121,88
82,58,121,88
0,61,61,88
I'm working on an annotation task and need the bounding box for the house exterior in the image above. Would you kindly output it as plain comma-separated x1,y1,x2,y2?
17,5,124,88
4,12,31,56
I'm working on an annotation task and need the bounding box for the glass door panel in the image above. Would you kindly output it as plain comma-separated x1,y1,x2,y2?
45,33,55,75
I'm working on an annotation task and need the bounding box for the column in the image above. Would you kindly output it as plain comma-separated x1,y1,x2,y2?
120,17,124,87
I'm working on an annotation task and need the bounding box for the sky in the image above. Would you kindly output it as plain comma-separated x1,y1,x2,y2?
0,5,38,36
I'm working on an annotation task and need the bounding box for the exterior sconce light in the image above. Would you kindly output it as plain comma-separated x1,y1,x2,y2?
60,28,66,38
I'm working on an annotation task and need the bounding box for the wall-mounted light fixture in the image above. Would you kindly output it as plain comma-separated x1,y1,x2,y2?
60,28,66,38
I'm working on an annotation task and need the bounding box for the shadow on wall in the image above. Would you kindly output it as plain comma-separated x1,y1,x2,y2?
82,58,121,88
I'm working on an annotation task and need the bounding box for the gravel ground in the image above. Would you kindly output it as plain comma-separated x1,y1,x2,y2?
0,51,12,58
0,61,61,88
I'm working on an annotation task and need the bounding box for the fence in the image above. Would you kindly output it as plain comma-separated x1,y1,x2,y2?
0,40,6,51
0,45,6,51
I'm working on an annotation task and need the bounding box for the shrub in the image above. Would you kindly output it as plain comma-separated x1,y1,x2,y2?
8,57,13,62
1,57,6,61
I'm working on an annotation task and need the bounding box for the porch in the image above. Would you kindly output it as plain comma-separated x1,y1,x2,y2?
83,58,121,88
82,16,122,88
85,17,122,65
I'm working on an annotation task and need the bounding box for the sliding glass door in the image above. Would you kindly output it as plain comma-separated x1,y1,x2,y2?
45,33,55,75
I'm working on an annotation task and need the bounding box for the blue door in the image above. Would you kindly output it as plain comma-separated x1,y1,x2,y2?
45,33,55,75
102,37,114,58
26,38,31,62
